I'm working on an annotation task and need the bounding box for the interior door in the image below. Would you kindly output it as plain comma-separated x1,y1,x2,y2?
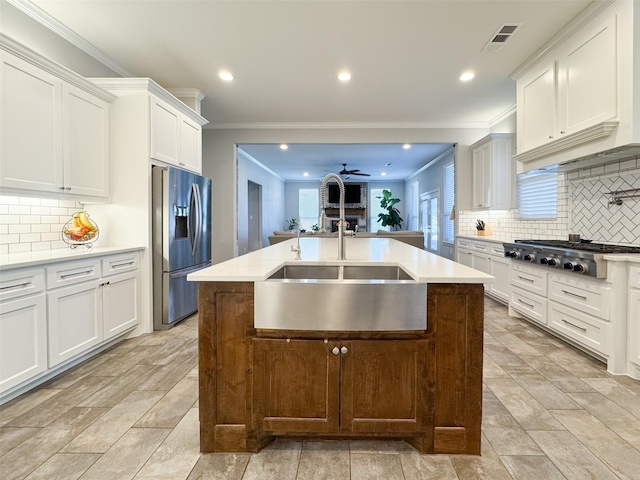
421,191,439,254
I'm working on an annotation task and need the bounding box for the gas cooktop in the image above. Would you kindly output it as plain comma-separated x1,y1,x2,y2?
514,240,640,254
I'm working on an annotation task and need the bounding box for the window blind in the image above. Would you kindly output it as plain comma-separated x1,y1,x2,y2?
517,171,557,219
443,163,455,242
298,188,319,230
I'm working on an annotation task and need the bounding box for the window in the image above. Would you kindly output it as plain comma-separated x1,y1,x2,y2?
443,163,455,243
298,188,319,230
517,171,557,219
369,188,389,231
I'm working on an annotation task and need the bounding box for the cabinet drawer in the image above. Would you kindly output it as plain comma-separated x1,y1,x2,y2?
471,242,489,253
630,265,640,289
511,263,547,296
456,239,472,249
548,302,609,356
548,275,610,321
490,244,506,257
46,259,101,289
0,268,45,302
102,252,139,277
511,286,547,326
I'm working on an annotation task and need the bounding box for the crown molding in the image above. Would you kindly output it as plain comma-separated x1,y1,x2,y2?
406,146,455,180
488,104,516,128
204,121,490,130
237,148,285,182
6,0,132,77
167,88,206,102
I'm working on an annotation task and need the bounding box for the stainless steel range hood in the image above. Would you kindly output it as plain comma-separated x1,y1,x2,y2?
525,144,640,174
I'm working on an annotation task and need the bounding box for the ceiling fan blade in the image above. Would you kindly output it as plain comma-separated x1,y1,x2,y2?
350,172,371,176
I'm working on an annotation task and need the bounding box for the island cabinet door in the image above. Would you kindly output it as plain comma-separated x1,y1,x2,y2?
340,339,430,434
253,338,340,433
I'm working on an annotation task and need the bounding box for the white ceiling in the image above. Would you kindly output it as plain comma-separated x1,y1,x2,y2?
18,0,593,179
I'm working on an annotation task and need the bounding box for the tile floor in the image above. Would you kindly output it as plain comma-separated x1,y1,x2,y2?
1,297,639,479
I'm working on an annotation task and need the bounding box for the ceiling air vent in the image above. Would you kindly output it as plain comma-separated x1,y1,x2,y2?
483,23,522,52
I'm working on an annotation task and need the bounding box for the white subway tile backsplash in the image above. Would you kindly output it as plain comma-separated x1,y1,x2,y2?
8,243,30,253
41,231,61,242
8,205,30,215
8,224,30,234
19,197,40,206
19,233,41,243
31,224,51,233
0,196,20,205
0,245,7,254
50,207,69,216
30,206,51,215
40,198,59,207
39,215,58,224
20,215,40,224
1,234,21,245
605,163,620,173
31,241,51,251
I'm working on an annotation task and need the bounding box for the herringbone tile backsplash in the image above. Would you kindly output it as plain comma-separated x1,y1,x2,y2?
570,168,640,245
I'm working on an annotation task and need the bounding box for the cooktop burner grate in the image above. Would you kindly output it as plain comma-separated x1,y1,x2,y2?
514,240,640,254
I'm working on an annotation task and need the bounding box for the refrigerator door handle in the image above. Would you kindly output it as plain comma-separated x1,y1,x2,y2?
189,183,202,256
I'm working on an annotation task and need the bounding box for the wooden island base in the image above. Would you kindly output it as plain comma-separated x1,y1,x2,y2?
198,282,484,455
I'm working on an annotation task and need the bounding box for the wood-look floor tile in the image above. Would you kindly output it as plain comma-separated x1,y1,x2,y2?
546,350,608,378
400,452,458,479
78,364,161,408
24,453,100,480
135,376,198,428
6,377,113,427
296,441,350,480
0,426,40,457
137,350,197,392
137,337,193,366
494,333,543,357
582,378,640,419
186,453,250,480
551,377,597,393
514,378,582,410
43,353,118,389
484,378,564,430
349,440,414,453
96,346,159,377
62,390,165,453
519,355,577,382
481,395,521,428
241,440,301,480
483,354,511,378
569,392,640,448
550,409,640,479
1,407,107,480
499,454,565,480
502,365,547,381
528,430,619,480
78,428,171,480
0,388,63,426
483,425,543,456
133,407,200,479
350,452,404,480
484,344,527,367
449,434,513,480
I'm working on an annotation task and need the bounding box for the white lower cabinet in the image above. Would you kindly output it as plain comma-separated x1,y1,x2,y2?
48,279,103,367
490,256,511,304
0,250,141,399
456,237,511,304
629,266,640,369
0,294,47,393
548,302,608,356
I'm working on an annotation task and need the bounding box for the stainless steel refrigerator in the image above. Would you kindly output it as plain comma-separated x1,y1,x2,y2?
152,165,212,330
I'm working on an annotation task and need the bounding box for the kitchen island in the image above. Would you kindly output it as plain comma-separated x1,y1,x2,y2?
188,237,493,454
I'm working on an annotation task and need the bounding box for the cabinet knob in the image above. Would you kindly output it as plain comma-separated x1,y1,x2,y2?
548,136,554,139
340,346,348,355
332,347,340,355
66,187,72,191
560,131,565,134
59,186,66,190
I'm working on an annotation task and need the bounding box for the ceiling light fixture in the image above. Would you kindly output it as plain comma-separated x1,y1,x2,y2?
385,162,392,167
338,71,351,82
303,172,309,177
219,71,234,82
381,172,387,176
403,144,411,149
459,71,475,82
280,144,288,150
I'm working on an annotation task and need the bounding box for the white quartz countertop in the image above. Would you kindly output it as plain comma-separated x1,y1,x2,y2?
0,246,145,270
188,237,494,284
456,234,515,244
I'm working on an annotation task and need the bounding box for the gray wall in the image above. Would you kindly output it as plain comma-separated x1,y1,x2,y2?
237,150,285,254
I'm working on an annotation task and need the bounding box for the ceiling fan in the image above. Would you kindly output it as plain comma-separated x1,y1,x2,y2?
337,163,370,177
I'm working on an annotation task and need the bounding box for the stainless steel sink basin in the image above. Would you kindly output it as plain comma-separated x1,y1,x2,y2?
256,263,426,331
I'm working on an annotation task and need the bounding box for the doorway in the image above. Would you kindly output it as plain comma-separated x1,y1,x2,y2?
248,181,262,252
421,190,439,254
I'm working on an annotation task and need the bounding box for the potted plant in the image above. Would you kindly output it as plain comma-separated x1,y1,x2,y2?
376,189,404,230
286,218,298,231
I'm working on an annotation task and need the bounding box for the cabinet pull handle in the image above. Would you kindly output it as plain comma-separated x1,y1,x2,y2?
0,281,31,291
65,187,72,191
518,298,535,309
100,281,111,287
562,289,587,301
111,261,135,269
561,318,587,332
341,346,348,355
517,275,534,283
332,347,340,355
60,270,93,279
59,186,66,190
548,136,554,139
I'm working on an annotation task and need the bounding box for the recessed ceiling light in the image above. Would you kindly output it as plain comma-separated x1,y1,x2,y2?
403,144,411,149
338,71,351,82
381,172,387,176
459,71,475,82
303,172,309,177
280,144,288,150
219,71,234,81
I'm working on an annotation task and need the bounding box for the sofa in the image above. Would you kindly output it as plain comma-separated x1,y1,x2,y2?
268,230,425,249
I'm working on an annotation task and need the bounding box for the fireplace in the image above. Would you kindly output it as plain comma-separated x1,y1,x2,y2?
331,217,360,232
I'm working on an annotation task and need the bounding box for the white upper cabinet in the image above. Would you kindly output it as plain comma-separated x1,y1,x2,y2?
150,95,203,173
0,41,114,198
470,134,514,210
517,61,557,152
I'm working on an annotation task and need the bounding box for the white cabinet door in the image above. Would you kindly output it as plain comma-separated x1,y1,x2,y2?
47,280,102,367
558,15,616,136
103,270,140,340
629,288,640,368
457,249,473,268
180,116,202,173
150,98,180,165
517,61,557,153
0,293,47,393
472,145,491,209
62,83,110,197
472,253,491,292
490,256,511,304
0,50,63,193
